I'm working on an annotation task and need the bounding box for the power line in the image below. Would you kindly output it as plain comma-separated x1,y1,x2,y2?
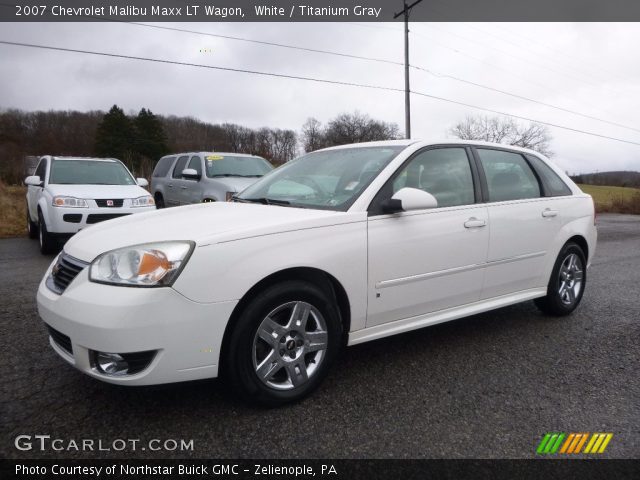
120,21,640,134
2,39,640,148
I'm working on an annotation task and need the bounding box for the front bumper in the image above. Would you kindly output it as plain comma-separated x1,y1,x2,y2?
47,206,156,234
36,265,237,385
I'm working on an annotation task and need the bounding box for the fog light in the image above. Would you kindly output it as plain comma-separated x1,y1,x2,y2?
95,352,129,376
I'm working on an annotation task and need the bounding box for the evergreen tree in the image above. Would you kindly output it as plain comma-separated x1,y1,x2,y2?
94,105,134,161
134,108,168,161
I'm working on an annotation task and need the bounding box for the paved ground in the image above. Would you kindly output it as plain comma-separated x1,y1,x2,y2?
0,214,638,459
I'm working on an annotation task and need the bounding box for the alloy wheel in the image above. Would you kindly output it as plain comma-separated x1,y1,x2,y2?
558,253,584,306
252,301,328,391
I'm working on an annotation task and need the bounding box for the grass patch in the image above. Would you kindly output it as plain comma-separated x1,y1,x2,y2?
0,183,26,238
578,184,640,214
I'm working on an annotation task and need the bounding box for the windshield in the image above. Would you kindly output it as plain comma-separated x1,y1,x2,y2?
49,160,136,185
205,154,273,177
236,146,405,211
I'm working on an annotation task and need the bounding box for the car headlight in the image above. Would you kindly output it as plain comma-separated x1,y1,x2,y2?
131,195,155,207
52,196,88,208
89,241,194,287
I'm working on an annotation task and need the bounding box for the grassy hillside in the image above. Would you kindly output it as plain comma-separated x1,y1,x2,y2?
578,184,640,213
0,184,26,238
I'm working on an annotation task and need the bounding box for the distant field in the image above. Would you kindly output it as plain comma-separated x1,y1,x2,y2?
0,184,26,238
578,184,640,212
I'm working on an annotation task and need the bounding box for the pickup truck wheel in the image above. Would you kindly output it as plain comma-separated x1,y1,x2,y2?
224,280,342,406
535,242,586,316
38,213,56,255
27,207,38,239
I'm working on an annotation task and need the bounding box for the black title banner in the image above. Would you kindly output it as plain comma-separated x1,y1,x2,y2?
2,459,640,480
3,0,640,22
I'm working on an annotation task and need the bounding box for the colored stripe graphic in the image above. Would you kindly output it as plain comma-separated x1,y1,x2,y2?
537,433,613,454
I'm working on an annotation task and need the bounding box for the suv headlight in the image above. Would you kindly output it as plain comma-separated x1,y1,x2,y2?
131,195,155,207
89,241,194,287
53,196,88,208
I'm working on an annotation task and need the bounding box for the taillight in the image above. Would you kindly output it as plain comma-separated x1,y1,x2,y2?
592,197,597,225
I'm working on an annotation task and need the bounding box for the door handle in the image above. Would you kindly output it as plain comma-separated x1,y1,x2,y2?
542,208,558,218
181,186,187,190
168,184,173,188
464,217,486,228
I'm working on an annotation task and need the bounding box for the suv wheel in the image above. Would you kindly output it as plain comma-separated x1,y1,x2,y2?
27,207,38,239
155,193,165,209
224,280,342,406
535,242,586,316
38,213,56,255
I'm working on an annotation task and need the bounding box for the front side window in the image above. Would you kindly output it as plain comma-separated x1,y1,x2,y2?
34,158,47,181
525,154,572,197
237,146,405,211
188,156,202,177
477,149,541,202
205,155,272,178
172,156,189,179
49,160,135,185
391,148,475,208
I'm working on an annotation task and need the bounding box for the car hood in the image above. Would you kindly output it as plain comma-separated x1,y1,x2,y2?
64,202,364,262
46,184,149,198
213,176,263,193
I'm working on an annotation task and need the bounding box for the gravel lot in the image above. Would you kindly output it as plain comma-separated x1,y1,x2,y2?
1,214,638,459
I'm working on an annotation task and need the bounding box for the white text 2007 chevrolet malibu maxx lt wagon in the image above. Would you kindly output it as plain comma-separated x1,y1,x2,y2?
37,140,597,405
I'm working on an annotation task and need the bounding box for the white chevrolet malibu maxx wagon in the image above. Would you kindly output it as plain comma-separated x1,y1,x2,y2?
37,140,597,405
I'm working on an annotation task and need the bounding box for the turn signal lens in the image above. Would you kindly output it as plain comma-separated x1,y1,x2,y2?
89,241,194,287
131,195,155,207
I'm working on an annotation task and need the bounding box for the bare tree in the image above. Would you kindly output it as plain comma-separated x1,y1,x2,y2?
301,117,325,152
449,115,553,156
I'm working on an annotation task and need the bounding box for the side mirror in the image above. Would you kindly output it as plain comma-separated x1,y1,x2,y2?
136,178,149,187
182,168,201,180
381,187,438,213
25,175,43,187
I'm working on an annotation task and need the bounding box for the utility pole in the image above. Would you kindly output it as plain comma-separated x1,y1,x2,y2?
394,0,423,139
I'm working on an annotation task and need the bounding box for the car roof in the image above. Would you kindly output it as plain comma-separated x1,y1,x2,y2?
316,139,547,158
162,152,265,158
48,156,119,163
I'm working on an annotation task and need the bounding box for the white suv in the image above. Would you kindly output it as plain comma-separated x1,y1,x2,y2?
26,156,156,254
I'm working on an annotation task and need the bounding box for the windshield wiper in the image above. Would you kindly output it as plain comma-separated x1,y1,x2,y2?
235,197,290,206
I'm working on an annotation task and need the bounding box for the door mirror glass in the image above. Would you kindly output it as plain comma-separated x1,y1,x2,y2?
25,175,43,187
136,178,149,187
182,168,201,180
382,187,438,213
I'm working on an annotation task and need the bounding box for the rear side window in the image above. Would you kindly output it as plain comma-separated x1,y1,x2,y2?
525,154,572,197
153,157,175,178
477,149,541,202
35,158,47,180
172,156,189,179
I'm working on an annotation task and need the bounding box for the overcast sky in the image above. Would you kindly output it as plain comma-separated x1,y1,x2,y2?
1,21,639,174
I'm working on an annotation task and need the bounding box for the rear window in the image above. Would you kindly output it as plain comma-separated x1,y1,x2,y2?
153,156,175,178
525,154,572,197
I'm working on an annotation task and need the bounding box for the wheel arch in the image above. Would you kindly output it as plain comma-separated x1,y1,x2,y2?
566,234,588,260
219,267,351,369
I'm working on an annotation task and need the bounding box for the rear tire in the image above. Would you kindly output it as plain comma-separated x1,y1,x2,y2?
535,242,586,316
38,213,57,255
223,280,342,406
154,193,165,209
27,207,38,239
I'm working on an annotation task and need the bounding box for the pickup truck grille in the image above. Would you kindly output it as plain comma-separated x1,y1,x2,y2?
47,253,89,294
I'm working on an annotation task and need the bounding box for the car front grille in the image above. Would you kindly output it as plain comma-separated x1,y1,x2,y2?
95,199,124,207
47,253,89,294
86,213,130,224
46,325,73,355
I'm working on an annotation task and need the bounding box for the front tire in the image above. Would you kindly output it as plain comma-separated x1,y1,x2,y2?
38,213,56,255
154,193,165,209
223,280,342,406
535,242,586,316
